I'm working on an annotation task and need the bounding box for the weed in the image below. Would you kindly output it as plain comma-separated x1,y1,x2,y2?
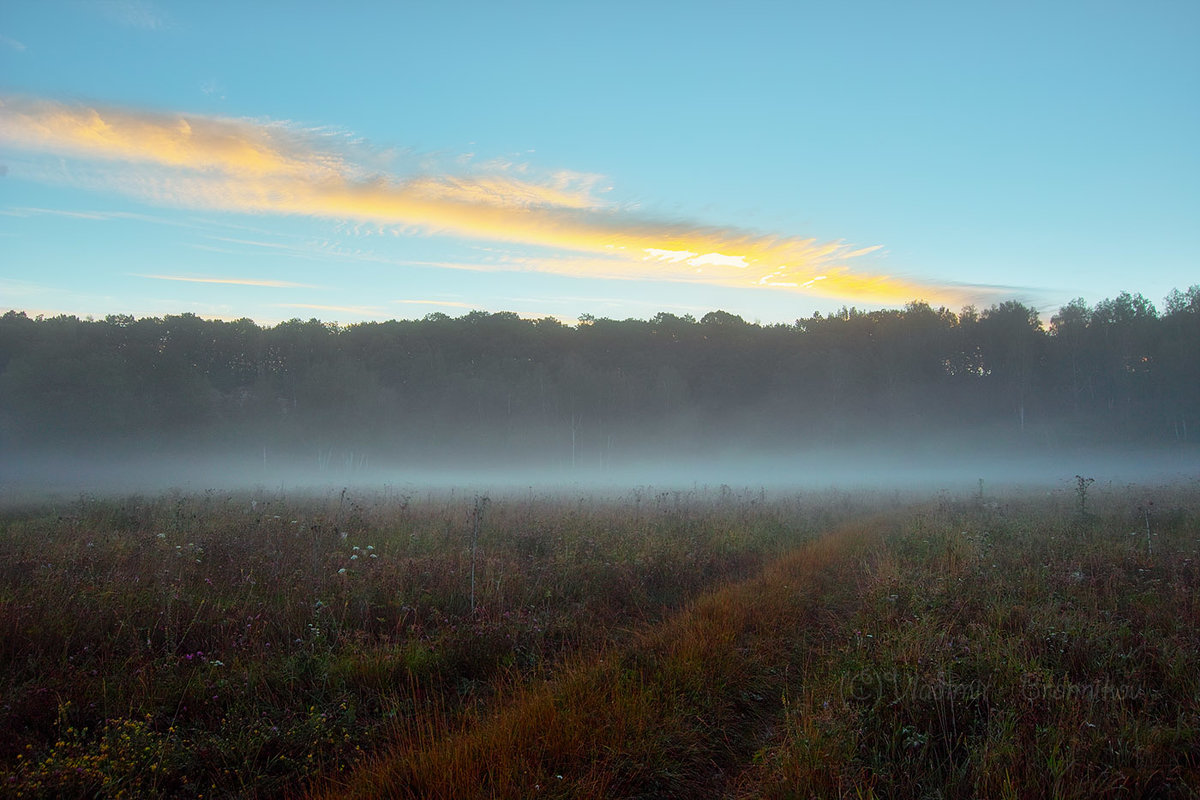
1075,475,1095,519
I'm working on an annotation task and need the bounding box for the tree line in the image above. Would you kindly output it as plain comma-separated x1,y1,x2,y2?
1,287,1197,468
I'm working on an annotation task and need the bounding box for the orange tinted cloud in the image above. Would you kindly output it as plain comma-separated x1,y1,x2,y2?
1,96,340,178
1,95,966,306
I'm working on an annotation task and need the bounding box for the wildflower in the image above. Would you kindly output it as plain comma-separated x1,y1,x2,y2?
338,568,347,574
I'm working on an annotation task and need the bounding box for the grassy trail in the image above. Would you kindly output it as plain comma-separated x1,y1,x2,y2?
316,521,883,799
320,496,1200,800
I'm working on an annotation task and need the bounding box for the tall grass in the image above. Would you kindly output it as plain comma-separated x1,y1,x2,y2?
734,487,1200,799
0,486,867,798
320,484,1200,800
3,483,1196,798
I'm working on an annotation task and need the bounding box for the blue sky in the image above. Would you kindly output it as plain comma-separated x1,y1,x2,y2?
1,0,1196,325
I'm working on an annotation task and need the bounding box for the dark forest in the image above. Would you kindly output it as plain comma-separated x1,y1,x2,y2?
2,287,1198,485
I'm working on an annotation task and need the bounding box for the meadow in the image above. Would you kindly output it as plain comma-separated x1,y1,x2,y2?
0,481,1196,798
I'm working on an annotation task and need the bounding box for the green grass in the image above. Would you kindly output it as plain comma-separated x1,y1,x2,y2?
1,483,1198,798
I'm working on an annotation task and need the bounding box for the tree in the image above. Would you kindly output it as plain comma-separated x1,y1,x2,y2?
1049,298,1092,414
1088,292,1159,428
977,301,1044,432
1160,286,1200,440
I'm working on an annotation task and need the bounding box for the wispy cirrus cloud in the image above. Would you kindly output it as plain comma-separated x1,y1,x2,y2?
137,274,317,289
273,302,388,318
0,95,977,306
1,206,169,223
394,299,479,310
95,1,167,30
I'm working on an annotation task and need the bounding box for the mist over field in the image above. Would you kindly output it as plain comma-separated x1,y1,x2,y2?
2,291,1198,498
4,436,1199,500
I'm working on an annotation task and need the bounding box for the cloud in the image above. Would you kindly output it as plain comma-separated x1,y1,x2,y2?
0,206,184,225
0,34,26,52
0,277,51,297
394,299,478,310
137,274,317,288
273,302,387,318
199,79,225,100
2,206,117,221
0,95,978,306
95,1,167,30
0,97,346,179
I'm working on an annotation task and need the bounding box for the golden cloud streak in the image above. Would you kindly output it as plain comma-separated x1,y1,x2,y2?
1,96,967,306
1,97,343,179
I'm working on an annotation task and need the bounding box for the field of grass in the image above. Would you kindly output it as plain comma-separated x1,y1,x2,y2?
1,481,1197,798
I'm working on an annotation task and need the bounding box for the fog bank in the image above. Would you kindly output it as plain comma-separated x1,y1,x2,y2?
4,438,1197,501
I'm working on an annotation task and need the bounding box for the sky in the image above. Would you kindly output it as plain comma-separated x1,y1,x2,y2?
1,0,1197,326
